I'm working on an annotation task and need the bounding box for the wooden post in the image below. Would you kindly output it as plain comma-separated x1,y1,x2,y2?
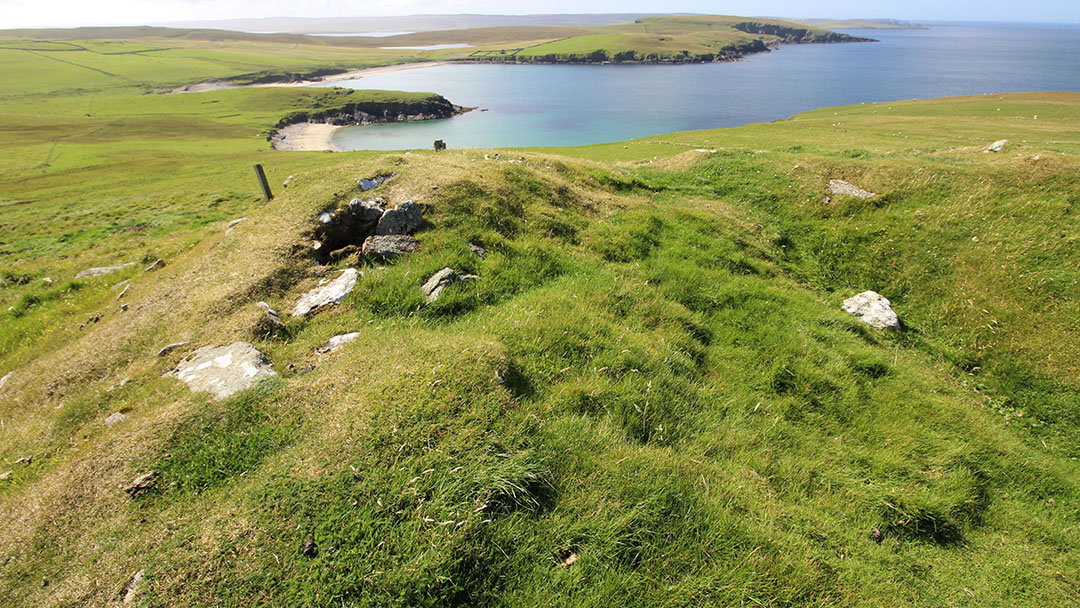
253,164,273,202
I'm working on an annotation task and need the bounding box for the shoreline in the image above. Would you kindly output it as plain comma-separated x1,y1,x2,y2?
271,123,343,152
171,61,450,94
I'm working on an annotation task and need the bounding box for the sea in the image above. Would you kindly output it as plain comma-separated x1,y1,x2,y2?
317,22,1080,150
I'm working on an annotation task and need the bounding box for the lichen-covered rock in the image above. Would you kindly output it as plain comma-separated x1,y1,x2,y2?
347,198,385,221
422,268,459,303
315,332,360,355
362,234,418,259
375,201,423,236
75,262,135,279
167,342,277,400
842,291,900,329
828,179,877,199
292,269,358,317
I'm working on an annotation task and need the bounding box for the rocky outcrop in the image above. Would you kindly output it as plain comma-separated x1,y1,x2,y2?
843,291,900,329
292,269,359,317
362,234,418,259
375,201,423,235
166,342,278,399
273,95,470,132
75,262,135,280
733,22,875,44
829,179,877,199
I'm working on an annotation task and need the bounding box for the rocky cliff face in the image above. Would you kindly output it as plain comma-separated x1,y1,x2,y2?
733,22,876,44
275,96,469,129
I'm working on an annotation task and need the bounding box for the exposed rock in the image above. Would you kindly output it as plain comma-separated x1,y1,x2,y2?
292,269,359,317
75,262,135,280
227,217,247,229
468,243,487,259
119,303,130,313
157,342,188,357
283,175,294,188
422,268,459,303
122,570,145,605
0,471,9,482
105,412,129,426
40,277,53,285
106,378,130,392
144,259,165,272
842,291,900,330
124,471,159,497
828,179,877,199
375,200,423,236
358,174,394,191
78,314,102,329
257,301,284,327
0,372,10,390
988,139,1008,152
315,332,360,355
329,244,362,262
115,284,130,300
112,279,131,291
347,198,385,221
362,234,418,259
167,342,277,400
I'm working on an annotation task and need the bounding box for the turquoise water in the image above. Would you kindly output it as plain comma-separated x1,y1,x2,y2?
323,23,1080,150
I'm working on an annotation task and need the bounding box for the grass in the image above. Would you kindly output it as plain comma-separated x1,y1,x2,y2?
0,23,1078,608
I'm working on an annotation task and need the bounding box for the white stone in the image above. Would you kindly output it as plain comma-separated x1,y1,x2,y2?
843,291,901,330
315,332,361,354
291,268,359,317
422,268,459,303
75,262,135,279
167,342,276,400
828,179,877,199
105,412,129,426
988,139,1008,152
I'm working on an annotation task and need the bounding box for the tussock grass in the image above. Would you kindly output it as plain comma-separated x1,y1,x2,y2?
0,86,1078,607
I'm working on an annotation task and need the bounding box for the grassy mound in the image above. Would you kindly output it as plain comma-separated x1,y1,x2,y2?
0,89,1078,606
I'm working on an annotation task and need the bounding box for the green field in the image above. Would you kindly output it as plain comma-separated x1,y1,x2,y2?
1,19,1079,608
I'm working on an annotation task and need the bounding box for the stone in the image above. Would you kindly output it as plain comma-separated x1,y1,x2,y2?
375,201,423,236
105,412,129,426
315,332,360,355
124,472,159,496
257,301,284,327
0,372,10,390
842,291,900,330
421,268,459,303
40,277,53,285
468,243,487,259
828,179,876,199
0,471,9,482
291,269,359,317
75,262,135,280
347,198,385,221
167,342,277,400
116,284,130,300
157,342,188,357
227,217,247,228
358,173,394,191
283,175,294,188
988,139,1008,152
362,235,418,259
122,570,145,605
112,279,131,291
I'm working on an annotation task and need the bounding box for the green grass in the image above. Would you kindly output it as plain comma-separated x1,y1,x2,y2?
0,23,1078,608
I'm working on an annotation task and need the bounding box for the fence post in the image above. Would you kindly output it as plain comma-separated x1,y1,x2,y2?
253,164,273,202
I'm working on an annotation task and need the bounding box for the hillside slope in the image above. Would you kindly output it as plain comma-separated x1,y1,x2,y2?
0,93,1078,606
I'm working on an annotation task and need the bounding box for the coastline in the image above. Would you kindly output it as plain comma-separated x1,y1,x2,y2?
172,61,450,94
271,123,342,151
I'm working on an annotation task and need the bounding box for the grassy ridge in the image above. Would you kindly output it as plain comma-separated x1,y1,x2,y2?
0,92,1077,606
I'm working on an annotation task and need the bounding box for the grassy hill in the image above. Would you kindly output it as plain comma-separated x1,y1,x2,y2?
0,23,1078,608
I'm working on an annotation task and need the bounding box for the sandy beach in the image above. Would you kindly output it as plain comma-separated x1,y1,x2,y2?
271,123,343,151
172,61,450,94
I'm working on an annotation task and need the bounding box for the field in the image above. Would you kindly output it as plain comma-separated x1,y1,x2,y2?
1,20,1079,608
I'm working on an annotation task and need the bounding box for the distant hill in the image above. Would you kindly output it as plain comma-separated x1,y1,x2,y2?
164,13,678,34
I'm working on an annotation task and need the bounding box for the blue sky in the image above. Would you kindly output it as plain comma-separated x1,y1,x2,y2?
2,0,1077,29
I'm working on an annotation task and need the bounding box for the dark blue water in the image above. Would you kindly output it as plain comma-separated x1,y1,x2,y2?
322,23,1080,150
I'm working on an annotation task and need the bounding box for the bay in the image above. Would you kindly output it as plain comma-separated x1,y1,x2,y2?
322,23,1080,150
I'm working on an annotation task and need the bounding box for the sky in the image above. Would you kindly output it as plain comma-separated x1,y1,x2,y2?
2,0,1077,29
